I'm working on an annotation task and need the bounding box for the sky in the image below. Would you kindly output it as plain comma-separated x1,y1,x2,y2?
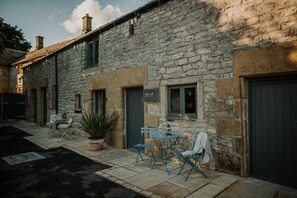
0,0,151,50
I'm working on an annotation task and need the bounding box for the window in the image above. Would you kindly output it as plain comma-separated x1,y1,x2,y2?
74,94,82,113
86,39,99,68
93,90,106,114
168,84,197,118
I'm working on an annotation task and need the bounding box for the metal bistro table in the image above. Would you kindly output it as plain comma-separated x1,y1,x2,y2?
152,133,181,175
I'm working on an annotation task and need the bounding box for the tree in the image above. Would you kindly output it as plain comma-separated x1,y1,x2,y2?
0,17,31,54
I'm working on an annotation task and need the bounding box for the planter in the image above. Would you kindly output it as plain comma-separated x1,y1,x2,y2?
88,138,104,151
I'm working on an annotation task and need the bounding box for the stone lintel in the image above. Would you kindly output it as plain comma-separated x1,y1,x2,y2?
234,43,297,77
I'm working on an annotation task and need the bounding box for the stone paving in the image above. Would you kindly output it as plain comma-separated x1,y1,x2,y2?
1,120,297,198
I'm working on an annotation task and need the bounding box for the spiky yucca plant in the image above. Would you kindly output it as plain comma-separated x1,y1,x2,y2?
78,110,119,139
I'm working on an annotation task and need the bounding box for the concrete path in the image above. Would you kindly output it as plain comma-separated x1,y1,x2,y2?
1,120,296,198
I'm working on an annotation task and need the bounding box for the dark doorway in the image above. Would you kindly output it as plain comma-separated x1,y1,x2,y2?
126,88,144,148
249,76,297,188
93,90,106,113
32,89,37,123
0,93,25,121
41,88,47,126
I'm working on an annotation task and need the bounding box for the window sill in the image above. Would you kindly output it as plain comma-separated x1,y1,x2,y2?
166,116,197,122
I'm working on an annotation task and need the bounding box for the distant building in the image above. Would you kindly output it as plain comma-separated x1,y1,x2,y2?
0,48,25,93
13,36,75,94
17,0,297,188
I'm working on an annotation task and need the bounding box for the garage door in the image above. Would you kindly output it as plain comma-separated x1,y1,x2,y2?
249,76,297,188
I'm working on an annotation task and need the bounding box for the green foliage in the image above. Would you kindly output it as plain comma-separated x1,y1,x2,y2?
78,110,119,139
0,17,32,53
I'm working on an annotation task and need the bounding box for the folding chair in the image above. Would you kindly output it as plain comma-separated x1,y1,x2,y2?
57,117,74,140
48,113,59,137
177,131,213,181
134,127,158,167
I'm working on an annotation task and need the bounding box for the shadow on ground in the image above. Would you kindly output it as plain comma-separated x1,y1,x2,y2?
0,126,144,198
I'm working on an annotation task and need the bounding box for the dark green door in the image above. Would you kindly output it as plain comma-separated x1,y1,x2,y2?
32,89,37,123
126,88,144,148
249,76,297,188
41,87,47,126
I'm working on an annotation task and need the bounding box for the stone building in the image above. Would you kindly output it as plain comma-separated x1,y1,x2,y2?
21,0,297,188
13,36,74,94
0,48,25,93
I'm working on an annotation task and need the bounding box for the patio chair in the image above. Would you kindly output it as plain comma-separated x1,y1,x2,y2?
134,127,159,167
177,131,213,181
57,117,74,140
48,113,60,137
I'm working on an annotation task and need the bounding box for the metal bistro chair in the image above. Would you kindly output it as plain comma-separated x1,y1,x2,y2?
57,117,74,140
48,113,60,137
134,127,159,167
177,131,213,181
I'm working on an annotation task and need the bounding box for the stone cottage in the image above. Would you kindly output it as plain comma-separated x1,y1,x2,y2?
14,36,74,124
20,0,297,188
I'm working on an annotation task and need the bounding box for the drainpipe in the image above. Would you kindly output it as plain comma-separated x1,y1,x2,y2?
55,53,58,113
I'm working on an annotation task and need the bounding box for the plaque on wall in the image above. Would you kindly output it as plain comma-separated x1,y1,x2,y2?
143,89,158,101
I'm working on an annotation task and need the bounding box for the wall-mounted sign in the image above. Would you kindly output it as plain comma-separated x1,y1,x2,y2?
143,89,158,101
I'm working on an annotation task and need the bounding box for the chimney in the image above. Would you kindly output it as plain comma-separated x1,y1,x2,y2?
82,14,92,34
35,36,44,50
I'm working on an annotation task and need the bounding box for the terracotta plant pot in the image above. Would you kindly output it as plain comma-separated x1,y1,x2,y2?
88,138,104,151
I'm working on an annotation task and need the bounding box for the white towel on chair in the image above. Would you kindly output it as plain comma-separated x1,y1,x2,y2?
181,132,213,164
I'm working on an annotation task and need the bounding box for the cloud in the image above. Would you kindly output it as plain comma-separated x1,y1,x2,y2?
61,0,124,35
48,8,64,21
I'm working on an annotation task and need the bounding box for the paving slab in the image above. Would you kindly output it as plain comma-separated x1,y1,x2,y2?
216,179,278,198
124,161,152,173
147,181,191,198
167,174,212,192
96,149,132,161
104,167,139,180
210,174,239,187
187,183,225,198
108,156,136,166
276,191,297,198
125,168,176,190
244,178,297,196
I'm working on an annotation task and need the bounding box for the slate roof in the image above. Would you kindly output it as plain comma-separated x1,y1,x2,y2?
0,48,26,67
13,38,75,67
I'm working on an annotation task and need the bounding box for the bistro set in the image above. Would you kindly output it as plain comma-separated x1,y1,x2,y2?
134,126,213,181
48,113,76,140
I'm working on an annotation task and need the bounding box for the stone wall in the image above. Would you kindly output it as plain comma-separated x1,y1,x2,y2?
88,0,296,175
23,56,56,124
57,43,86,115
23,0,297,175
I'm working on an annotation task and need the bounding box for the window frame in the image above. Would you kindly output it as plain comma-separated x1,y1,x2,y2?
74,94,82,113
167,84,197,118
86,39,99,68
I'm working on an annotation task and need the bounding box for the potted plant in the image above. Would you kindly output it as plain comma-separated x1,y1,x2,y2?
78,110,119,151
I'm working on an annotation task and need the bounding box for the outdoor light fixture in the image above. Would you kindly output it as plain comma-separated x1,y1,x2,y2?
129,19,134,35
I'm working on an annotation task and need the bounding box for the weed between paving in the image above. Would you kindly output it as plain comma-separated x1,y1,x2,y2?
0,126,144,198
